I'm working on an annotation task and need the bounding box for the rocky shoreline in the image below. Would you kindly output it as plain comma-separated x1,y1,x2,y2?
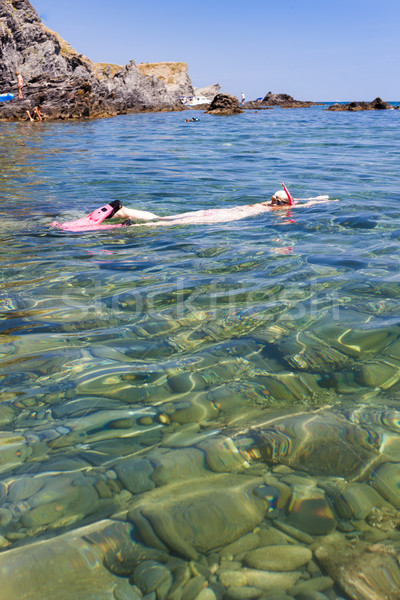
0,0,187,121
2,1,397,122
326,97,398,111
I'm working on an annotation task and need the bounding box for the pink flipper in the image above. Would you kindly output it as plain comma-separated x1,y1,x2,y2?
51,203,128,232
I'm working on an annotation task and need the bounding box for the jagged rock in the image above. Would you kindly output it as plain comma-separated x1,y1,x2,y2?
205,93,243,115
0,0,186,120
194,84,221,101
327,97,392,111
137,61,194,98
260,91,320,108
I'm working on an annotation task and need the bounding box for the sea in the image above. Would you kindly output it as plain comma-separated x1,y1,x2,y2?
1,104,400,599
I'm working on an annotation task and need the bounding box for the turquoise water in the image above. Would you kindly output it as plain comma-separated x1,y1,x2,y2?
1,106,400,599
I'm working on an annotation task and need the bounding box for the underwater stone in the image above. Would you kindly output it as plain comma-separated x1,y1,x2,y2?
255,411,378,479
243,544,312,571
314,533,400,600
132,560,173,600
0,431,32,471
338,483,386,520
167,373,205,393
161,424,206,448
94,479,114,499
219,532,261,557
224,587,262,599
104,540,169,576
7,477,44,502
0,482,6,504
114,580,143,600
128,475,266,560
286,490,336,536
0,404,13,427
354,360,400,389
257,526,291,546
288,576,333,595
181,574,206,600
164,397,219,424
262,476,292,511
241,569,301,592
167,563,192,600
0,519,133,599
194,589,217,600
21,500,68,528
114,458,155,494
0,508,12,527
150,448,206,486
218,571,248,587
196,437,249,473
370,462,400,508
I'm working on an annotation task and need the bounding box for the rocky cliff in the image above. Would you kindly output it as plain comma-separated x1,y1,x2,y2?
0,0,187,120
137,62,194,98
194,84,221,101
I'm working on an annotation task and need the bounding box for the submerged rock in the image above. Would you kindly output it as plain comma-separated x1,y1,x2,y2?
128,474,267,559
314,533,400,600
243,544,312,571
0,519,133,600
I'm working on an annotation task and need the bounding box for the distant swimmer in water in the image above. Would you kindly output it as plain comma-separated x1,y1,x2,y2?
52,185,337,232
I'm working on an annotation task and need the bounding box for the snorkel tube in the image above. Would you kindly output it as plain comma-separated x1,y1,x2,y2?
281,182,294,206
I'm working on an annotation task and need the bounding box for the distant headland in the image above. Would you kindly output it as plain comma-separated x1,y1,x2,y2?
0,0,396,121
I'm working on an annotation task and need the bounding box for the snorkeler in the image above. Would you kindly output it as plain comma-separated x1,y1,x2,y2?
52,184,335,232
112,185,330,227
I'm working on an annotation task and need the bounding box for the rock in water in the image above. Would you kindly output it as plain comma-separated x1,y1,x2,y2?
327,97,391,111
314,533,400,600
0,0,184,120
260,91,320,107
206,94,243,115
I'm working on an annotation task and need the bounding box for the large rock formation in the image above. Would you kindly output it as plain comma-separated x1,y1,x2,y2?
326,97,394,111
0,0,187,120
193,83,221,102
260,92,320,108
205,93,243,115
137,62,194,98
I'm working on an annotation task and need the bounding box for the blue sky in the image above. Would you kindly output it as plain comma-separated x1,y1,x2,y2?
32,0,399,101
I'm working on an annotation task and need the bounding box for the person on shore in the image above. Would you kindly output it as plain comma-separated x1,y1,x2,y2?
241,92,246,105
16,72,24,99
26,105,43,122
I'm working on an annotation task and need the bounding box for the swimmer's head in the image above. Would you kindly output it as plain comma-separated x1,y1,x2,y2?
270,190,290,206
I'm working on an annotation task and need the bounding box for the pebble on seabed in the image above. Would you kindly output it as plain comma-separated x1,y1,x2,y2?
243,544,312,571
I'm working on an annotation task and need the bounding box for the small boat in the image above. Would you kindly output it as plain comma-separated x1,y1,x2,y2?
0,93,14,102
178,95,210,107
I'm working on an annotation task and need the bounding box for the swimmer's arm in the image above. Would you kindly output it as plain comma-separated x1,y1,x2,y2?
293,197,339,208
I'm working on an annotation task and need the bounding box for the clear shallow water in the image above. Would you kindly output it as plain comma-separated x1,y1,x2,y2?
1,106,400,599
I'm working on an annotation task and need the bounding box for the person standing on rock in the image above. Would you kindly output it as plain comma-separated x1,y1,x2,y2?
241,92,245,105
16,71,24,99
